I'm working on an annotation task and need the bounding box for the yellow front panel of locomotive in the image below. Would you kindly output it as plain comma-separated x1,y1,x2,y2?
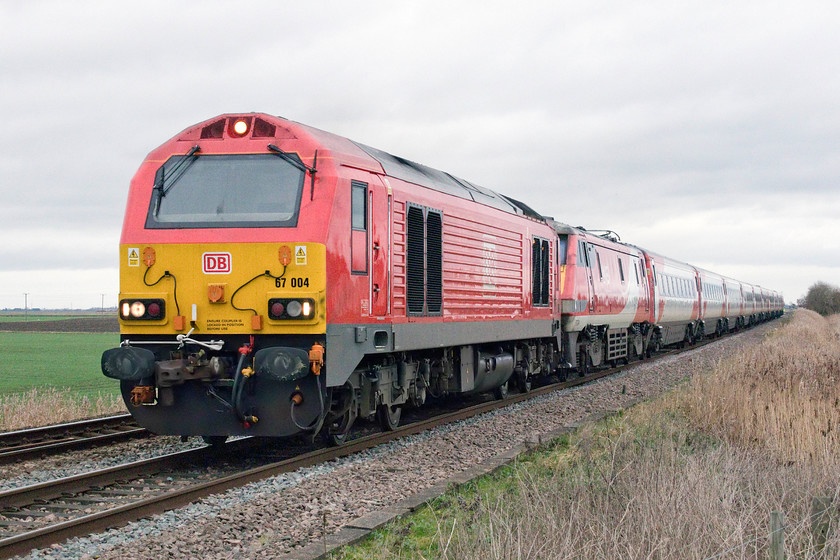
118,243,326,336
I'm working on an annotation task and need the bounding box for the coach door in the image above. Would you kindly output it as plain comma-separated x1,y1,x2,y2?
583,242,596,312
638,258,650,313
369,178,391,317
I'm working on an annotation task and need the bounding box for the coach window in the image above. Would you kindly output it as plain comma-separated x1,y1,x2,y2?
557,235,568,266
596,252,603,280
618,258,625,283
350,181,367,274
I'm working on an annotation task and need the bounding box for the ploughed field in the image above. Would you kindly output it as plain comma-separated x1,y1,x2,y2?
0,317,118,333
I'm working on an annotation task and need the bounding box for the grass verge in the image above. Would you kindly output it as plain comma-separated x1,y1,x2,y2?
0,332,124,430
332,311,840,559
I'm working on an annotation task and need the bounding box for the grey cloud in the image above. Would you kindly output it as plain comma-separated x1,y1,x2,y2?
0,0,838,307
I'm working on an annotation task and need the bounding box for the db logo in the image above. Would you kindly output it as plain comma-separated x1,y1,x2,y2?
202,252,232,274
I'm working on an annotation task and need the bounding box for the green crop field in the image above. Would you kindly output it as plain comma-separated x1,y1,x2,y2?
0,332,121,400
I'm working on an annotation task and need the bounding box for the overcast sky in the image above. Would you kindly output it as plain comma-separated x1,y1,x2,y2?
1,0,837,309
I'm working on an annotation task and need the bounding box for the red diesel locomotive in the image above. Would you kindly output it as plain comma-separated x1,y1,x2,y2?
101,113,783,443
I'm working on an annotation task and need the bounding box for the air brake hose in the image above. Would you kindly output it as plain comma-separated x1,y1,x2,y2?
289,373,325,432
290,344,326,432
232,341,254,424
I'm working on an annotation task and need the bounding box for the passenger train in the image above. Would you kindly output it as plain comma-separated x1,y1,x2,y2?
101,113,783,444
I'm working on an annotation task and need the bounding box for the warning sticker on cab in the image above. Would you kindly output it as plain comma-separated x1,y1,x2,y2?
295,245,307,265
127,248,140,267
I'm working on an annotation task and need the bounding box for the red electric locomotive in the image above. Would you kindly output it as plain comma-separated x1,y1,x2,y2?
552,224,652,371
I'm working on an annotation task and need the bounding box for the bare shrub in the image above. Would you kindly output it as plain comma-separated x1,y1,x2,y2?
0,387,125,431
803,282,840,316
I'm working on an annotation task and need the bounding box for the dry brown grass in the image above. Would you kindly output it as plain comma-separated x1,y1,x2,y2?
0,387,125,431
687,309,840,470
431,405,840,559
336,311,840,559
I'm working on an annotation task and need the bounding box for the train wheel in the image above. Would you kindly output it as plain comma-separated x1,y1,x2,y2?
202,436,227,447
631,331,644,360
578,347,590,377
326,408,356,446
494,380,510,400
515,367,532,393
588,338,604,367
681,326,692,348
325,385,357,446
646,333,661,358
377,404,402,431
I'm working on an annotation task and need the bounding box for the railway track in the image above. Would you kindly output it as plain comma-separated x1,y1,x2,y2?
0,415,149,466
0,340,707,559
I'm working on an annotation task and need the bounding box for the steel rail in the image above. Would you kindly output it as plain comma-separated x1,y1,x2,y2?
0,414,148,465
0,336,720,559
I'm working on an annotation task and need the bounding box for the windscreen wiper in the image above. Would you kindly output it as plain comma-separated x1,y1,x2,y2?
267,144,316,174
268,144,318,200
154,145,201,199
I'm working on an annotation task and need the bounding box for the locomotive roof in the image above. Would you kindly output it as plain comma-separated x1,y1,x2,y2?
354,142,544,221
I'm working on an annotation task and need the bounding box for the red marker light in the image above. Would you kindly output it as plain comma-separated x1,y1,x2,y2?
271,302,285,317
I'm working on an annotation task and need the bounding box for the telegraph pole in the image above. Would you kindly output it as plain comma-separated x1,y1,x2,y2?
24,293,28,318
101,293,105,314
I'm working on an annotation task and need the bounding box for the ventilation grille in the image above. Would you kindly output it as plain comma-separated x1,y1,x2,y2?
540,239,550,305
532,238,542,303
426,211,443,314
532,238,550,306
406,206,425,315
